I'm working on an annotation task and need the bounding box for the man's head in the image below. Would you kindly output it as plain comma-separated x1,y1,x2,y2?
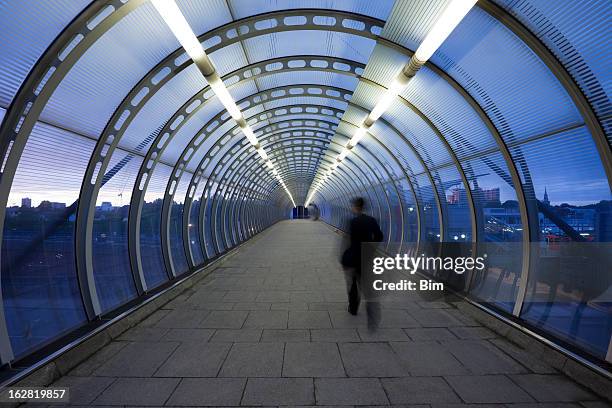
351,197,365,214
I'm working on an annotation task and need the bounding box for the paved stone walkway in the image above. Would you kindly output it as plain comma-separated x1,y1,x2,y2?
43,220,606,407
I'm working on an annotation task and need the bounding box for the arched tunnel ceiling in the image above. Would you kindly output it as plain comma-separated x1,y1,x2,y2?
0,0,610,366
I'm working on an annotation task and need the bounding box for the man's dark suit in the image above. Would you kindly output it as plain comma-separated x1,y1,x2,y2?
341,213,383,326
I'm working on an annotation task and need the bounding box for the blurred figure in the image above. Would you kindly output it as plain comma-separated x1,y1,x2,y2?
340,197,383,330
310,203,320,220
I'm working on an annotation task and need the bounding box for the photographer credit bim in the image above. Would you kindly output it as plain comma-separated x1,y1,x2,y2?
370,253,487,291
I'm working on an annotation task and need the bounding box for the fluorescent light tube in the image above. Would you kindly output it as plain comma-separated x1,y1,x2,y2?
367,77,406,124
414,0,477,62
207,76,242,121
241,125,259,146
348,127,367,147
257,148,268,161
151,0,205,60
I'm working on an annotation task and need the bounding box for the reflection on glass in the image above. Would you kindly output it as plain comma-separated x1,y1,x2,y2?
514,128,612,359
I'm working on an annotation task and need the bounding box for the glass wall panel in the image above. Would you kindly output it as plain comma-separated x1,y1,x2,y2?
435,165,472,242
188,180,207,265
2,123,89,356
414,173,441,242
203,185,216,258
140,163,172,289
398,178,419,247
169,171,191,276
93,148,141,312
462,152,523,312
511,126,612,358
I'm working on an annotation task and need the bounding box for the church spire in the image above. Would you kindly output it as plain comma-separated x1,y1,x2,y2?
543,187,550,205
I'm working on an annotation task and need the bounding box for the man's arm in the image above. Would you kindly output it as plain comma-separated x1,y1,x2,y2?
372,219,383,242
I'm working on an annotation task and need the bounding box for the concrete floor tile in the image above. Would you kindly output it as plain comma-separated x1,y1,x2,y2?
445,375,534,403
339,342,409,377
449,326,497,339
308,302,347,311
161,328,215,342
283,342,345,377
242,378,314,406
201,310,249,328
117,327,169,342
261,329,309,342
404,327,458,341
442,340,526,374
357,328,410,341
271,302,309,311
310,328,360,342
290,291,325,302
328,310,369,328
224,291,259,302
166,378,246,406
410,309,464,327
233,302,272,310
509,374,597,402
256,291,291,302
154,342,231,377
315,378,389,405
243,311,288,329
94,341,179,377
379,309,421,328
288,311,332,329
219,342,284,377
69,342,129,376
155,309,210,328
52,376,115,405
94,377,180,405
210,328,263,342
382,377,461,405
391,341,469,376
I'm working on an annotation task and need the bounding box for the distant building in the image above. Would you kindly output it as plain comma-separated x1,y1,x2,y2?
481,187,500,204
21,197,31,208
447,188,468,205
50,202,66,209
448,187,500,206
594,202,612,241
100,202,113,212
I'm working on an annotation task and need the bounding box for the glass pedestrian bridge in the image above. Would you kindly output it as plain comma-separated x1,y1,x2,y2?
0,0,610,405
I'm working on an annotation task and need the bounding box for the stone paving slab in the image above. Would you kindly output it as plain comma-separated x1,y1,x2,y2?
154,342,231,377
445,374,535,404
242,377,314,406
165,378,246,406
93,377,180,405
283,342,345,377
381,377,461,404
314,378,389,405
93,341,179,377
219,342,284,377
